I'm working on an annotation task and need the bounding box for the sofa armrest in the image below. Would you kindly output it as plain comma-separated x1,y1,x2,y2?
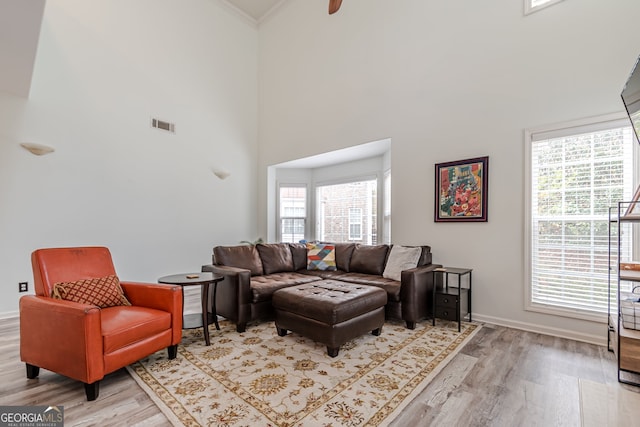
121,282,183,344
399,263,442,327
19,295,104,383
202,264,252,332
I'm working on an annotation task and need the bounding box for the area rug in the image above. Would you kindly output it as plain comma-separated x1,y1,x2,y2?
127,319,480,427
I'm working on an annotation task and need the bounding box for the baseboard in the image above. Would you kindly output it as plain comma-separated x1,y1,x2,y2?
0,311,18,320
473,313,606,347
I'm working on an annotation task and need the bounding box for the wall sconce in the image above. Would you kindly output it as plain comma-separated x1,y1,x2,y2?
20,142,55,156
213,170,231,180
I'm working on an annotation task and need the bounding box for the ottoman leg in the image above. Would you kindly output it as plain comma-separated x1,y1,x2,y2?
277,327,288,337
372,327,382,336
327,347,340,357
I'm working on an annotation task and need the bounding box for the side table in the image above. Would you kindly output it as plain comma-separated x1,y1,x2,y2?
432,267,472,332
158,272,224,346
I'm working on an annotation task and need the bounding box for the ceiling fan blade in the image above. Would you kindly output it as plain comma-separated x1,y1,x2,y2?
329,0,342,14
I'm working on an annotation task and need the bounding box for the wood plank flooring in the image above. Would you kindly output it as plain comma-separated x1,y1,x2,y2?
1,314,639,426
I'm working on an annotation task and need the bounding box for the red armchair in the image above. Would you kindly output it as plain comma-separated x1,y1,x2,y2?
20,247,182,400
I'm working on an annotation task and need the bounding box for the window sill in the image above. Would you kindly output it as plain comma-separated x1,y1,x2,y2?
525,302,608,324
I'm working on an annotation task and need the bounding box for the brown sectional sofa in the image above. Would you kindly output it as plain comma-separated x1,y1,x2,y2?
201,242,440,332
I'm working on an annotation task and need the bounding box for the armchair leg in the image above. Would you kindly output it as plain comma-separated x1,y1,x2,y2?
167,344,178,359
84,382,99,401
26,363,40,379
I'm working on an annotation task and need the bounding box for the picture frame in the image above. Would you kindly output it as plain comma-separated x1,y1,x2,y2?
435,156,488,222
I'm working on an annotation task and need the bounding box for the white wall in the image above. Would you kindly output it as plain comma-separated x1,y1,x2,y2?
257,0,640,343
0,0,259,315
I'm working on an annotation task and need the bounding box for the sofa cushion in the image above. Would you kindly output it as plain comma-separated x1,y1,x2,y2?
337,273,401,302
383,245,422,281
51,275,131,308
333,243,357,272
298,269,347,280
214,245,264,276
256,243,294,274
250,273,321,303
289,243,308,271
306,243,337,271
349,244,389,275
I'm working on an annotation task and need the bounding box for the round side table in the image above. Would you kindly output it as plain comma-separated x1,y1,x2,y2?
158,272,224,346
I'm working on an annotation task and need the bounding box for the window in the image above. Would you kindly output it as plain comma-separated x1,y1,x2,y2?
316,179,377,244
525,0,565,15
383,170,391,243
278,185,307,243
348,208,363,240
526,115,635,320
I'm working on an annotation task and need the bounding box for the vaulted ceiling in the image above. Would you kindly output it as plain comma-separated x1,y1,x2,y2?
0,0,286,99
224,0,284,22
0,0,45,98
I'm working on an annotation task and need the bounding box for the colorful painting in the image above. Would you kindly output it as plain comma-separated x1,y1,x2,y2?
435,156,488,222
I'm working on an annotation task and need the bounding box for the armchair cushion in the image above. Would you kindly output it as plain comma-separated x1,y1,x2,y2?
101,306,172,354
51,275,131,308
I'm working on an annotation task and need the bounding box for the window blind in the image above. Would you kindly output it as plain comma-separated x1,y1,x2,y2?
530,124,634,314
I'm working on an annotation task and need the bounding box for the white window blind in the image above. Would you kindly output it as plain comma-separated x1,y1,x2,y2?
528,121,634,316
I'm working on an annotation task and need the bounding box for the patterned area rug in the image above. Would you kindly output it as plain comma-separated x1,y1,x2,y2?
127,319,480,427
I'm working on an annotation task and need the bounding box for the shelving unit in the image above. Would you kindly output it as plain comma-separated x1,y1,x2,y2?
608,202,640,386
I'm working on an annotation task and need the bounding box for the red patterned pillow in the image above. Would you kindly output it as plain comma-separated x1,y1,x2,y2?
52,275,131,308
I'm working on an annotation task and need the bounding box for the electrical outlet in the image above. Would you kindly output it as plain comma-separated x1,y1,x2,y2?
19,282,28,292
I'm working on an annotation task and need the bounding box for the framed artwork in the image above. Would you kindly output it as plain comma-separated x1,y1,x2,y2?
435,156,488,222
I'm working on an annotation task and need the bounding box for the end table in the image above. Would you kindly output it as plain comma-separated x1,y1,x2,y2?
158,272,224,346
432,267,472,332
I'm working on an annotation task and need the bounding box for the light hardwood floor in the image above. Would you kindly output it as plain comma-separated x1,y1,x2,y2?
2,314,639,426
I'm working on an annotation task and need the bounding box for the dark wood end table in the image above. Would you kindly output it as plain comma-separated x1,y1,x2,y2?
432,267,472,332
158,272,224,346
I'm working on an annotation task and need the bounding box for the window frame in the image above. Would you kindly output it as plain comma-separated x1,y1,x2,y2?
524,112,636,322
276,183,308,243
383,169,391,244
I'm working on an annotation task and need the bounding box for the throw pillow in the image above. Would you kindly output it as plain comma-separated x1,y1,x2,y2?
306,243,337,271
382,245,422,281
51,275,131,308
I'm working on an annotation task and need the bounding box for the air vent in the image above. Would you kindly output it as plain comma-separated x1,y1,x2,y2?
151,118,175,133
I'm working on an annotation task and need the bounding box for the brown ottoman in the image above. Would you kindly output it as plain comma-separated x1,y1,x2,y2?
272,280,387,357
